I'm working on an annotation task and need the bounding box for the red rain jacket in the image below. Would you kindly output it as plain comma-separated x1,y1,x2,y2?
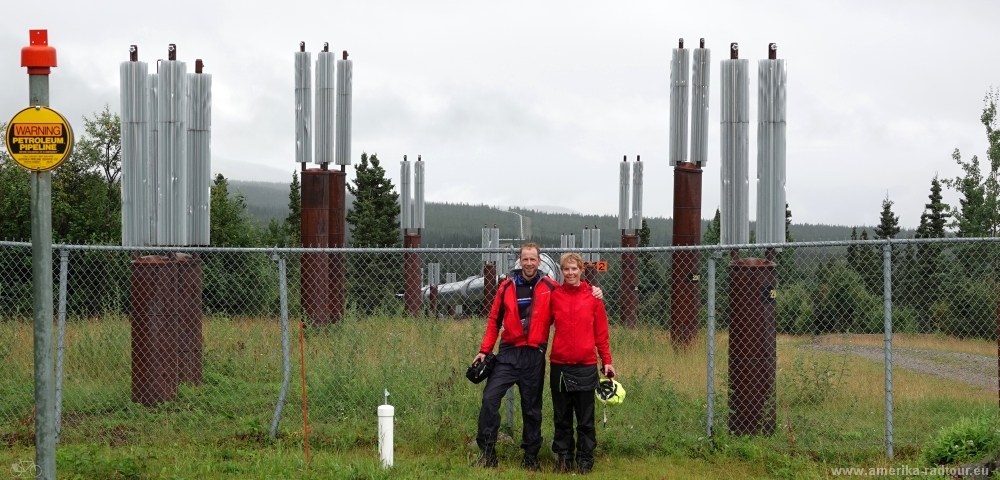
479,274,559,354
549,280,612,367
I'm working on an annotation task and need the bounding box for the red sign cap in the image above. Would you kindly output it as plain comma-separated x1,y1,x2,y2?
22,30,57,75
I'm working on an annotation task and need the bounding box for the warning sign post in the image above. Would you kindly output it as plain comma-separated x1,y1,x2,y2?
20,28,59,480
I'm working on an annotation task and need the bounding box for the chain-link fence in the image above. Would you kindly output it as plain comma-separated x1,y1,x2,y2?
0,238,996,464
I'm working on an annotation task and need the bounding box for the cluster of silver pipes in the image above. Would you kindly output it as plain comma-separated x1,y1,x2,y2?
120,44,212,246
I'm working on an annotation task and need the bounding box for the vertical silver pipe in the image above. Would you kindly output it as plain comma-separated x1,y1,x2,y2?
295,48,312,165
29,72,56,480
492,227,501,268
755,57,787,245
157,58,188,246
669,46,691,166
148,74,159,244
399,159,411,232
592,228,601,261
690,47,711,166
619,159,630,230
335,55,353,165
883,241,894,459
706,253,717,439
315,50,336,165
582,227,591,262
631,159,644,230
271,255,291,438
428,263,440,287
55,249,68,444
720,56,750,245
481,226,490,263
414,158,425,229
187,72,212,245
120,60,149,246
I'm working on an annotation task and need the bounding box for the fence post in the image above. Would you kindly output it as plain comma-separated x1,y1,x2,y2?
55,249,68,444
271,254,291,438
706,251,717,440
883,240,894,460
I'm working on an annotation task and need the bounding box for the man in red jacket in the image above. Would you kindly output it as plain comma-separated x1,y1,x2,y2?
471,243,600,471
549,252,615,474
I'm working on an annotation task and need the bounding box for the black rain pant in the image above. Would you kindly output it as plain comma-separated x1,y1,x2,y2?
550,363,597,465
475,347,546,454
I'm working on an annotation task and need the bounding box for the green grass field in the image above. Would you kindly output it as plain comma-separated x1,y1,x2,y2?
1,316,995,479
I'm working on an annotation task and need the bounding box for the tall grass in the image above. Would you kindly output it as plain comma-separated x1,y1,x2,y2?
0,316,995,476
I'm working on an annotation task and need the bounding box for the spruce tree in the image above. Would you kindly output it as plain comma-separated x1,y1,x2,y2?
915,175,949,239
702,208,721,246
874,196,901,240
847,226,859,272
911,176,950,332
638,219,651,247
857,228,882,296
209,173,258,247
284,170,301,246
776,203,797,279
347,153,400,247
345,153,401,314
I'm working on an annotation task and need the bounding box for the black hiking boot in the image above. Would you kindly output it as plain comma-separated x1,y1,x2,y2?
521,453,540,472
553,456,574,473
472,446,498,468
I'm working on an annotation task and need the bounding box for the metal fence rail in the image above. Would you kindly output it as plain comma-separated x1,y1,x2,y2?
0,238,996,464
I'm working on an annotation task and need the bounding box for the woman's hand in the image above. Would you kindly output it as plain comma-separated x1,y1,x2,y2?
591,286,604,300
603,364,616,378
473,353,486,365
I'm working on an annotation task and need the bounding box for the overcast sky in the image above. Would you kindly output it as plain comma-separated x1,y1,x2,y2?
2,1,998,229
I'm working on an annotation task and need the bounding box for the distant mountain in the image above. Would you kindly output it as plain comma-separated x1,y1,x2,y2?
230,180,904,247
229,180,296,226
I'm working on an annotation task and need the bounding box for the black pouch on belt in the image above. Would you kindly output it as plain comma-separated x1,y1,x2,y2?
560,365,599,392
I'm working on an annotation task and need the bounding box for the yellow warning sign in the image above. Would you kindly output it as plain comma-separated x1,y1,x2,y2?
5,106,73,172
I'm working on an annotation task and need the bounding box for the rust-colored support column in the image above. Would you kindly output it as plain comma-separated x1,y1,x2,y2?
671,163,703,347
175,253,203,385
329,169,347,324
130,254,178,406
301,169,331,327
620,234,638,328
403,233,422,317
584,263,598,287
483,263,498,317
727,258,777,436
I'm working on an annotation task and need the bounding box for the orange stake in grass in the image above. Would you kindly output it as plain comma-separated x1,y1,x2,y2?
299,320,310,467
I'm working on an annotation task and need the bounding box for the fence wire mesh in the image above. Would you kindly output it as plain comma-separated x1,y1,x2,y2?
0,239,996,465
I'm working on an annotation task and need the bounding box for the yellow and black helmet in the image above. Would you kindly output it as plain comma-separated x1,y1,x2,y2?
596,379,626,405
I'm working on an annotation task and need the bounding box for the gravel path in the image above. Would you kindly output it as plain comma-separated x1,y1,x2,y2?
802,339,997,391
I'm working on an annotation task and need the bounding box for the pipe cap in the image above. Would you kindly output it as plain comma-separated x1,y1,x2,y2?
22,30,57,74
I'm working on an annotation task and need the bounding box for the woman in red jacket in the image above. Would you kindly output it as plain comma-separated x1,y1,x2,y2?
549,252,616,474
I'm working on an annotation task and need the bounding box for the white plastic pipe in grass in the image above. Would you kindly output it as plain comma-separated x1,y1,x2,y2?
378,390,394,468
